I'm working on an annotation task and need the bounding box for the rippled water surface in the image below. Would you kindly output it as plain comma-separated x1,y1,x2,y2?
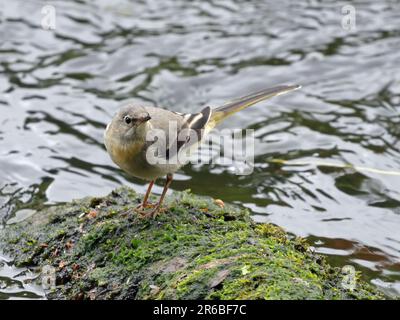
1,0,400,298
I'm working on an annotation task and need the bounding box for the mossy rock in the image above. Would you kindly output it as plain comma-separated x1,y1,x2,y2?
0,187,385,300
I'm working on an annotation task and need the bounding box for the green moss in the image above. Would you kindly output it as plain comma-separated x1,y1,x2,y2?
89,267,111,287
0,187,386,300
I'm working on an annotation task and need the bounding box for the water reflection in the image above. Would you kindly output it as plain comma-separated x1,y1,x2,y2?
0,253,44,300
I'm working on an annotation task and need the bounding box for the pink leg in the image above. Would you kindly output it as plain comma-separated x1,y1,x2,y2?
136,180,155,210
146,174,173,218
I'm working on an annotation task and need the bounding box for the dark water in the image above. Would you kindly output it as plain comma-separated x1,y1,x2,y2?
1,0,400,299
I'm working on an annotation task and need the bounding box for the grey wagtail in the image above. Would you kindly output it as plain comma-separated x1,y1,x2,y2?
104,84,300,218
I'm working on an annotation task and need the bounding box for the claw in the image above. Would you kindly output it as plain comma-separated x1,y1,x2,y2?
138,206,166,219
135,202,155,212
136,174,173,219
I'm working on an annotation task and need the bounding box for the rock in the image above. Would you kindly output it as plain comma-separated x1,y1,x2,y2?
0,187,385,300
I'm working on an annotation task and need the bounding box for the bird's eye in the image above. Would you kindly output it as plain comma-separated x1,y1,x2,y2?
124,116,132,124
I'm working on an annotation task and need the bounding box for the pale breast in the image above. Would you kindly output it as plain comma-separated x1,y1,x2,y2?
106,139,144,172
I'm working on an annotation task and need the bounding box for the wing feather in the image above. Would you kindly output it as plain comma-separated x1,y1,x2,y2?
166,106,211,160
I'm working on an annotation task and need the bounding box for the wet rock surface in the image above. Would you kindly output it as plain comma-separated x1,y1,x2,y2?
0,187,385,300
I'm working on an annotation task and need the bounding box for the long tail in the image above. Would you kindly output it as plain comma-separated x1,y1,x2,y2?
208,84,301,128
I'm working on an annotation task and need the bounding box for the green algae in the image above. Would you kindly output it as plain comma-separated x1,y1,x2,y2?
0,187,385,300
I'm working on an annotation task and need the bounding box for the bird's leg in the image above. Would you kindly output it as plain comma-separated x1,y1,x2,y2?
136,180,155,211
142,180,155,207
144,174,173,219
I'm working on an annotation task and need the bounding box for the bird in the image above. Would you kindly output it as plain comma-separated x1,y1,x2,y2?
104,84,300,218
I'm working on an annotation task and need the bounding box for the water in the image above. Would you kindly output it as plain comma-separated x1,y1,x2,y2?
1,0,400,299
0,253,44,300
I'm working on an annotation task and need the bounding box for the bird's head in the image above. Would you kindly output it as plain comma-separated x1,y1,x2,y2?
106,104,152,144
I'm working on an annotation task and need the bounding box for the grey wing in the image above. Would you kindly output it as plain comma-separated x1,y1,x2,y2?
166,106,212,160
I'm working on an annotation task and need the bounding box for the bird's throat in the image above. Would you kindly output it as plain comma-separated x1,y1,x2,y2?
107,139,145,172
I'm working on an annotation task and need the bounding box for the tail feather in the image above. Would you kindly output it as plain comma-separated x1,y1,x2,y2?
209,84,300,127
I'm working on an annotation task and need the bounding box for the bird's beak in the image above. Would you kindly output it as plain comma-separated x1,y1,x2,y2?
138,114,151,124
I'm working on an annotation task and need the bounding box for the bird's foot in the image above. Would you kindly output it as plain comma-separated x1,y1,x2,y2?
135,202,156,212
138,206,166,219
